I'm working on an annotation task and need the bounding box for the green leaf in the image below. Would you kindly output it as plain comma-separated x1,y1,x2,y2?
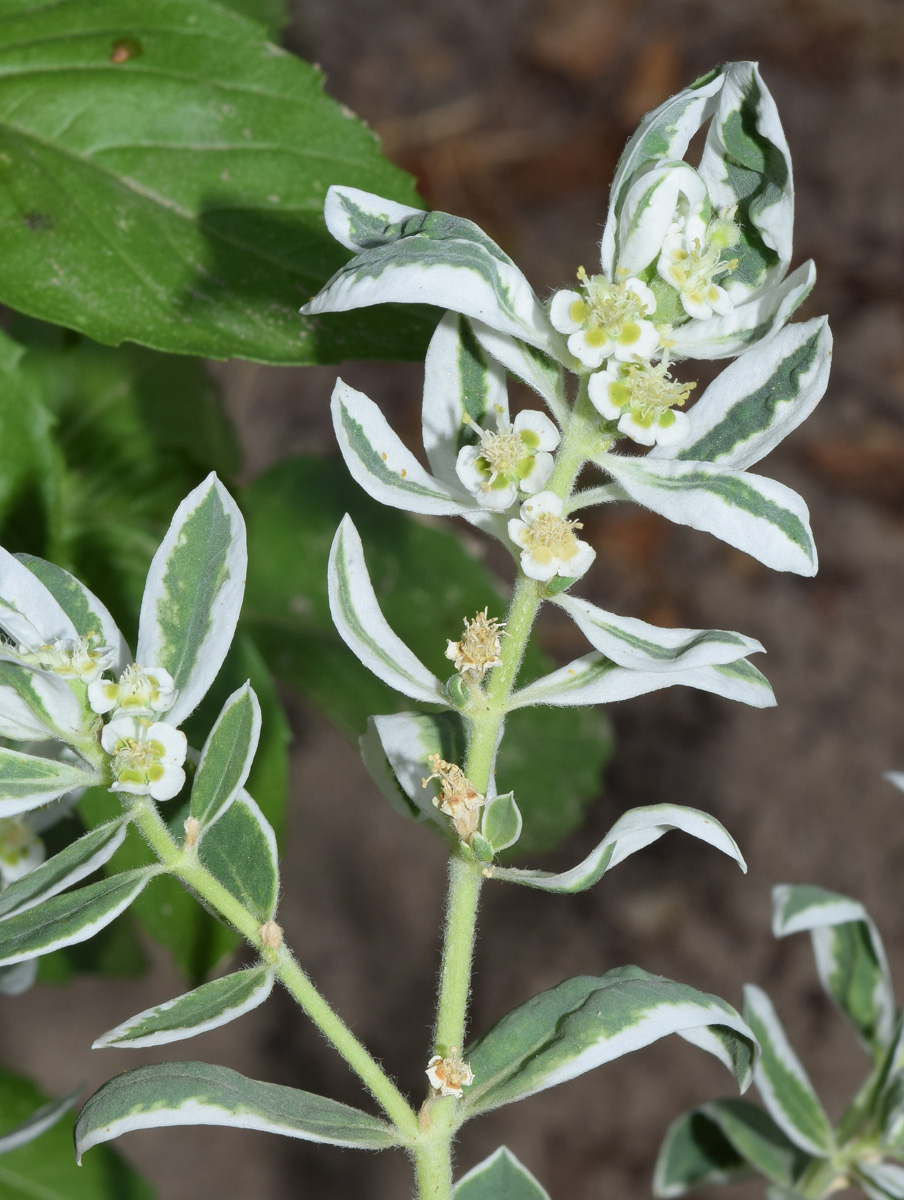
455,1147,551,1199
0,1065,154,1198
0,0,431,365
0,818,129,920
0,868,155,966
461,966,757,1118
481,793,522,854
18,554,129,668
0,1088,78,1155
94,966,274,1048
214,0,289,38
0,746,99,819
856,1162,904,1200
198,791,279,924
190,683,261,831
0,329,58,540
75,1062,401,1159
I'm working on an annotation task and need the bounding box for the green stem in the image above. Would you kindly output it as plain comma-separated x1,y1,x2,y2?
129,797,419,1142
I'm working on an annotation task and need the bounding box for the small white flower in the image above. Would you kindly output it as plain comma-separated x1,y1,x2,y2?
426,1050,474,1098
89,664,177,717
549,272,658,369
455,409,559,510
13,635,115,683
0,817,45,886
507,491,596,582
101,717,187,802
588,358,694,448
657,210,740,321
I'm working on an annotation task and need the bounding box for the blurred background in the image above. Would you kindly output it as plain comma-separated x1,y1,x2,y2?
5,0,904,1196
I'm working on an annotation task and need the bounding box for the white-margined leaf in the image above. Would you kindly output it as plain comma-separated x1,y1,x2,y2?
652,319,831,471
422,312,509,487
198,790,278,924
880,1070,904,1148
0,818,129,921
0,960,37,996
332,379,471,516
18,554,129,672
0,660,86,742
772,885,895,1052
305,186,565,359
742,984,834,1156
0,1087,80,1155
0,747,99,818
190,683,261,833
137,474,246,726
510,652,774,711
461,966,757,1117
654,1100,812,1197
553,592,763,671
615,159,708,279
599,453,817,576
361,710,467,826
886,772,904,796
0,545,78,650
95,967,275,1049
75,1061,401,1159
455,1147,551,1199
486,803,744,893
0,868,155,965
857,1162,904,1200
471,320,570,425
328,516,447,705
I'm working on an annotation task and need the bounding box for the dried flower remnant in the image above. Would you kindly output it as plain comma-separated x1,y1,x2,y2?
445,609,505,681
426,1049,474,1098
423,755,485,842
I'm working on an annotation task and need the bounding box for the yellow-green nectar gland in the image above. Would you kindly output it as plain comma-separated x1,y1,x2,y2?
111,735,168,786
522,512,584,569
463,414,532,490
0,818,36,870
667,237,738,304
609,360,695,428
574,266,649,345
446,608,505,679
422,754,485,842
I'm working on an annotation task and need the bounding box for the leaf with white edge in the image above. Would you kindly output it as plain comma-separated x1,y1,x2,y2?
18,555,129,673
471,320,570,425
510,652,774,711
857,1162,904,1200
552,592,763,671
455,1147,551,1199
0,868,154,966
885,772,904,796
74,1061,400,1159
0,960,36,996
0,546,77,650
0,1089,80,1155
772,885,895,1052
616,160,708,279
0,819,129,921
190,684,261,831
486,803,744,893
654,1100,811,1197
0,747,99,819
0,660,86,743
422,312,509,487
328,516,447,705
881,1072,904,1148
137,474,247,726
742,984,834,1156
362,710,466,827
94,967,275,1049
332,379,471,516
482,794,522,854
305,187,565,358
198,790,278,924
600,453,817,576
653,320,832,470
461,966,757,1117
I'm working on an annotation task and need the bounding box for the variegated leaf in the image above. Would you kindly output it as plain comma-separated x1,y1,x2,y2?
743,984,834,1156
772,885,895,1052
653,319,831,470
0,545,77,650
455,1147,551,1199
615,160,708,278
361,710,467,826
0,747,99,818
486,803,744,893
305,186,564,358
510,652,774,711
18,554,129,672
95,967,275,1049
75,1062,400,1158
0,660,86,743
600,453,817,576
481,793,522,854
0,1088,80,1155
328,516,447,705
471,320,570,424
190,683,261,832
857,1162,904,1200
553,592,762,671
332,378,471,516
137,474,247,726
198,789,279,924
462,966,757,1117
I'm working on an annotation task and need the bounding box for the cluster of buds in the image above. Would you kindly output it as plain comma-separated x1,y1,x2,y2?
422,754,485,843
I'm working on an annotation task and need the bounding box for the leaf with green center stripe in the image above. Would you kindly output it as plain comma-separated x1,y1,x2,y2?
552,592,763,671
742,984,834,1156
772,885,895,1053
599,454,816,576
471,321,569,425
0,545,78,650
422,313,510,488
485,802,744,893
0,660,86,743
137,474,246,726
654,1100,813,1197
328,515,447,706
305,187,565,359
510,652,774,711
74,1061,401,1158
190,683,261,832
459,966,757,1119
455,1147,551,1199
856,1162,904,1200
0,818,129,921
0,747,100,819
0,868,155,966
653,319,831,471
94,966,275,1049
360,710,466,830
18,554,129,673
615,160,708,279
197,790,278,923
